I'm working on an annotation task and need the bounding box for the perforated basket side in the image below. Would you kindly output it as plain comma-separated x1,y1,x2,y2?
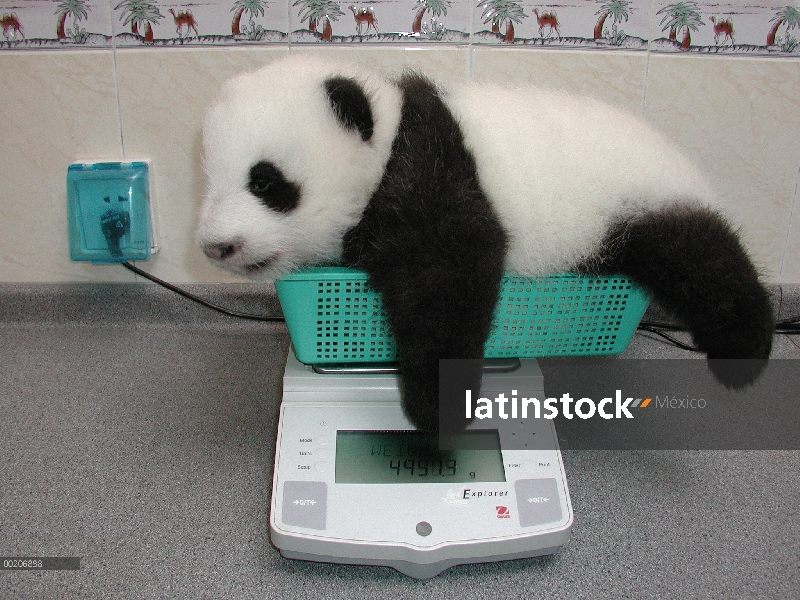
313,277,397,362
277,268,649,364
485,274,649,357
275,268,397,363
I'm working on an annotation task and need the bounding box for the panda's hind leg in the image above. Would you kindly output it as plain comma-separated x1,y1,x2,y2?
586,203,774,388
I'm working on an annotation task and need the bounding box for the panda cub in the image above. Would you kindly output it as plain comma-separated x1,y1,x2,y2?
197,55,774,434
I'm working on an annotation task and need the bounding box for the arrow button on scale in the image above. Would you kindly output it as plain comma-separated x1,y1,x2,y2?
283,481,327,530
515,479,562,527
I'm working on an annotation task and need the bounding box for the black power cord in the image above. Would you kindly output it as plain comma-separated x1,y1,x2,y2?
776,316,800,333
634,322,701,352
100,210,284,321
120,262,799,347
121,261,285,322
637,314,800,352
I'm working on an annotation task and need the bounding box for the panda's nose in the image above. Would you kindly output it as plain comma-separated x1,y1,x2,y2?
203,241,239,261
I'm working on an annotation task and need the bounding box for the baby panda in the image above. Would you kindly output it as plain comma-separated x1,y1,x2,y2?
197,55,774,434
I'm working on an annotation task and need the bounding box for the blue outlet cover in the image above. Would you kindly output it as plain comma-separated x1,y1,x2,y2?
67,161,152,263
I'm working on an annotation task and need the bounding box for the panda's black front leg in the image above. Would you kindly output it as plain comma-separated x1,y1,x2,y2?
342,189,508,433
339,72,509,433
587,204,774,387
368,259,505,434
344,195,506,433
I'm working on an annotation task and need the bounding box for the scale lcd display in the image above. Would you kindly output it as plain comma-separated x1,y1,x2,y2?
335,430,506,484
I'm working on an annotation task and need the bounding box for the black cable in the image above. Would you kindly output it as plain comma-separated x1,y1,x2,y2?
121,261,285,322
636,323,702,352
637,317,800,336
776,317,800,330
635,320,685,332
636,314,800,353
777,325,800,334
121,261,799,343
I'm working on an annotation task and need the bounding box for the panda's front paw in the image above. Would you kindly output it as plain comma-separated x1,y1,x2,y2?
400,361,479,435
401,393,439,434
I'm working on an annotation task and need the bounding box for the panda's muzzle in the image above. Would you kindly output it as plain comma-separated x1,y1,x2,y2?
201,238,281,275
202,241,241,262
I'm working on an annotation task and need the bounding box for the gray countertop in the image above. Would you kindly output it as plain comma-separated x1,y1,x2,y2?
1,284,798,599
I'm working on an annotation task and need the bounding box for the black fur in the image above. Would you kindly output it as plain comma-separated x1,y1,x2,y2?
342,73,508,434
248,161,301,213
581,204,774,387
324,77,374,142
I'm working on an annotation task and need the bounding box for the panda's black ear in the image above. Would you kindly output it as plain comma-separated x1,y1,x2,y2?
324,76,374,142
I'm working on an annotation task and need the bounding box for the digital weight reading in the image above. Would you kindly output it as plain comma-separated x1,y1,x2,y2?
334,430,506,484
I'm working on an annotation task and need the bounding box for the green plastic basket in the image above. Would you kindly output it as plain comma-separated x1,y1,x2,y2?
275,267,650,364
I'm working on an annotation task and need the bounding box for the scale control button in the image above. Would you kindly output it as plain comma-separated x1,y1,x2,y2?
316,449,328,460
282,481,327,530
515,479,562,528
317,436,328,446
315,461,327,473
525,460,552,471
416,521,432,537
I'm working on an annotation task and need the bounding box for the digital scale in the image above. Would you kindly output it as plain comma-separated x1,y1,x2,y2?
269,349,573,579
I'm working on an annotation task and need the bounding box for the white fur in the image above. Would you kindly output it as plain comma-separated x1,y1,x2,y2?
197,56,714,278
197,56,402,278
443,83,715,274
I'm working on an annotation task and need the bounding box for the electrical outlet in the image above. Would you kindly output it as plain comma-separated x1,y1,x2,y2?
67,161,157,263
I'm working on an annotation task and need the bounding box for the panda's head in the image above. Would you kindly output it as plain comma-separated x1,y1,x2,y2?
196,56,401,279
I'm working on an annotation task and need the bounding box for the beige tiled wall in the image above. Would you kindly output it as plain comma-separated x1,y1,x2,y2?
0,47,798,283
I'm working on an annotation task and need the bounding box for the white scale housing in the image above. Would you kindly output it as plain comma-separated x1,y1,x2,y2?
270,350,573,579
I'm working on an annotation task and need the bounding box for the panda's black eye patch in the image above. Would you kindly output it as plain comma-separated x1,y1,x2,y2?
248,161,300,213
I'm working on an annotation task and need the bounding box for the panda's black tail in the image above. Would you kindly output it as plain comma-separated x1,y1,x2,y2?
587,203,775,389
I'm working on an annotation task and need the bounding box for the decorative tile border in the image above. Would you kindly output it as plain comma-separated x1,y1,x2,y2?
472,0,800,54
473,0,652,47
651,1,800,53
111,0,289,46
0,0,114,47
290,0,471,43
0,0,797,54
